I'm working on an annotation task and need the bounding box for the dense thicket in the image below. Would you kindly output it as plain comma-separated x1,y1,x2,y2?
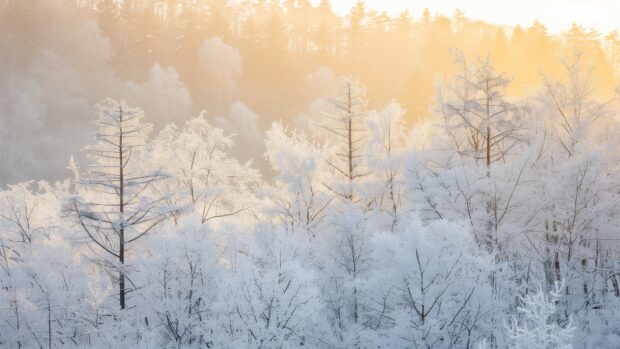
3,1,620,348
1,51,620,348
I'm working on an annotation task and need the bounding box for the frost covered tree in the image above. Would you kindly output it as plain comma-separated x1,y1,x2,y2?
147,113,260,225
416,57,530,265
0,181,98,348
370,217,492,348
4,50,620,349
413,51,620,348
0,182,52,348
540,53,613,159
506,284,575,349
364,102,407,231
222,225,326,348
440,52,524,166
320,77,369,203
66,99,169,310
434,54,528,255
524,54,620,344
136,218,224,347
265,122,332,236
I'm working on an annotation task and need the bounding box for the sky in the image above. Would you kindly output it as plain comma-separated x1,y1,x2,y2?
316,0,620,35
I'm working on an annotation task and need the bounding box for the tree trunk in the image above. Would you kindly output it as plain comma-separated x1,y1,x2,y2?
486,125,491,168
347,84,354,201
611,275,620,297
119,106,126,310
47,299,52,349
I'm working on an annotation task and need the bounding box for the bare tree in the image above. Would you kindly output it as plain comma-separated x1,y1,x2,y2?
317,79,374,344
442,52,524,167
541,52,613,159
0,183,41,349
365,103,407,231
67,99,168,310
440,54,528,255
537,53,617,300
321,77,369,203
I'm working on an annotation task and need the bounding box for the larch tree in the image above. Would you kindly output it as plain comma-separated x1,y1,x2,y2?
316,77,374,345
439,54,527,257
364,102,407,231
66,99,169,310
532,53,620,318
321,77,369,203
441,52,524,167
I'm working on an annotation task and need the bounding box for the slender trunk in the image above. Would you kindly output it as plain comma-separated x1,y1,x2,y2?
347,84,354,201
48,299,52,349
119,107,126,310
188,261,195,344
389,176,398,230
611,275,620,297
486,125,491,168
15,298,21,349
485,79,491,170
485,83,493,253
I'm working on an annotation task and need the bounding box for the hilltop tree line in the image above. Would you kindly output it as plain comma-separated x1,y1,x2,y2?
2,0,619,120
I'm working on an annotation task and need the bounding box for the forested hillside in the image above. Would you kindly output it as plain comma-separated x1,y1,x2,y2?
1,0,619,183
1,1,620,348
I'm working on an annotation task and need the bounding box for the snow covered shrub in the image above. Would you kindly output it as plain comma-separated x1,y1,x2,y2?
369,216,493,348
506,283,575,349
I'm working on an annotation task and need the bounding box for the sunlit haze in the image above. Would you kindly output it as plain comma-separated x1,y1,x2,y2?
3,0,620,185
2,2,620,348
321,0,619,34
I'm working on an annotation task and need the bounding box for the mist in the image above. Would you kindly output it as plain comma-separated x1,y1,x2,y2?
0,1,333,185
2,0,617,187
3,2,620,348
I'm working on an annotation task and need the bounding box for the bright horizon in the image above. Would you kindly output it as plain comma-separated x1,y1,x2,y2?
317,0,619,34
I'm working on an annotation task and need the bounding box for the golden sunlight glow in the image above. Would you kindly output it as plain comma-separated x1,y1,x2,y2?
321,0,620,34
2,0,620,182
4,2,620,347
